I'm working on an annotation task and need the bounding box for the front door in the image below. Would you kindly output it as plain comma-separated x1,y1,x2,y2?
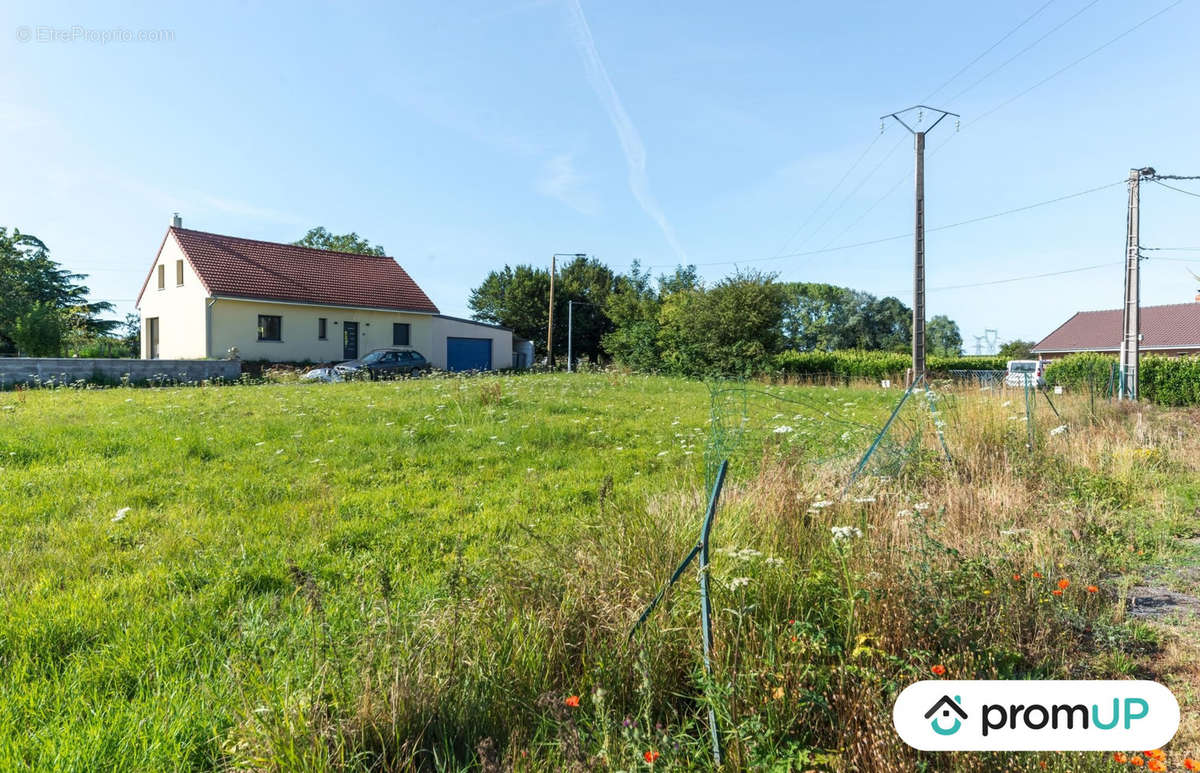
343,321,358,360
147,317,160,359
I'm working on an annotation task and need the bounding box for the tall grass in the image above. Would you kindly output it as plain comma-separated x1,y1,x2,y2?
0,375,1195,770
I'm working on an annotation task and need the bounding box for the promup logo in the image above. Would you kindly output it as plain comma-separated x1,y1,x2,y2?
894,680,1179,751
924,695,967,736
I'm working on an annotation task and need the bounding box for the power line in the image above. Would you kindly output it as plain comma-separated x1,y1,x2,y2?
644,178,1123,269
927,262,1115,292
945,0,1103,105
774,131,882,255
1151,179,1200,199
965,0,1185,129
924,0,1060,102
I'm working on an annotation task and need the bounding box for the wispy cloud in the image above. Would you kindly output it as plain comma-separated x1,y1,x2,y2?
536,153,599,215
563,0,687,261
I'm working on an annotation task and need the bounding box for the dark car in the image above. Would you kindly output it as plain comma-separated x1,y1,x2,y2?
334,348,431,379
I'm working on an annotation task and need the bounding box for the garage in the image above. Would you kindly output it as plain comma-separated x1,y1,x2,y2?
446,337,493,371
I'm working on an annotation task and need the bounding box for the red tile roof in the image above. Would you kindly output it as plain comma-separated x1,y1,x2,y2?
137,227,439,313
1032,301,1200,353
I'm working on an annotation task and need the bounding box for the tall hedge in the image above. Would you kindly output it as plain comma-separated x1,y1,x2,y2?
773,350,1005,380
1043,353,1117,391
1141,354,1200,406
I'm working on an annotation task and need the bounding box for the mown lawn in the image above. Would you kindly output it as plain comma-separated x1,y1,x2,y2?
0,373,897,770
0,373,1195,772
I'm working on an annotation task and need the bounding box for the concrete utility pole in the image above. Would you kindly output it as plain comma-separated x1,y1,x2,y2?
881,105,958,381
547,255,556,368
1119,167,1155,400
567,300,573,373
548,254,586,369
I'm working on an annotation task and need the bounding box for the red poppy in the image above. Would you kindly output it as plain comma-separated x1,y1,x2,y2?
931,664,946,676
1057,578,1070,590
644,750,660,763
1052,589,1063,596
1184,757,1200,771
1087,585,1099,593
1013,573,1021,581
564,695,580,708
1032,571,1042,578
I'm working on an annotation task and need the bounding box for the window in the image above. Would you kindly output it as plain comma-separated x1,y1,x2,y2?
392,322,410,346
318,317,327,339
157,264,165,290
175,259,184,286
257,314,282,341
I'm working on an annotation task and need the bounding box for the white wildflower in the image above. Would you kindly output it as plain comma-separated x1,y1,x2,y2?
831,525,862,542
914,502,931,511
1050,425,1068,436
811,500,834,509
728,577,751,590
773,425,794,434
853,496,876,503
657,450,669,457
112,507,130,523
1001,400,1012,407
255,441,266,446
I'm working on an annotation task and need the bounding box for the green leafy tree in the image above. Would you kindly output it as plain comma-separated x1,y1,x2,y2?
657,270,788,377
468,258,617,362
11,302,65,356
862,296,911,351
468,265,552,356
0,228,114,355
121,312,141,357
293,227,386,256
998,339,1035,360
602,261,663,371
926,315,963,356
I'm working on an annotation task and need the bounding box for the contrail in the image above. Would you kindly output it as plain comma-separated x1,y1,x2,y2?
564,0,688,262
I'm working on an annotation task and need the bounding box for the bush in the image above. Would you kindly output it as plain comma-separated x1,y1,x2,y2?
1044,353,1117,394
1141,354,1200,406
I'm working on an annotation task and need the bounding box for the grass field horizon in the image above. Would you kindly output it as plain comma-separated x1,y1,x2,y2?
1,373,1197,771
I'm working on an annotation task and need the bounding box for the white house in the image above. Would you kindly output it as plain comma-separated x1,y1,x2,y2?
135,217,522,370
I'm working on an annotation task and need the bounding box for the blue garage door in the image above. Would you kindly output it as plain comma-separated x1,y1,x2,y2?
446,337,493,371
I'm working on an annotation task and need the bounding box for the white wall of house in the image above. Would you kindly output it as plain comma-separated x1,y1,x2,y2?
136,234,209,359
431,316,513,370
209,298,436,363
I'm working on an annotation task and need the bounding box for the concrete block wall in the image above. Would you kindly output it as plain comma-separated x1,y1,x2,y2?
0,358,242,388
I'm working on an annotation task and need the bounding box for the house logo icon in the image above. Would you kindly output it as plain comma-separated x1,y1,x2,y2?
924,695,967,736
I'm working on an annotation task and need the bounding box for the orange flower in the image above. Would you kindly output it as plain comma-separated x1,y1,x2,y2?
931,664,946,676
1148,759,1166,772
1052,589,1063,596
644,750,660,763
564,695,580,708
1033,571,1043,578
1013,573,1021,581
1184,757,1200,771
1058,578,1070,590
1146,749,1165,760
1087,585,1099,593
1114,753,1128,763
1131,756,1145,767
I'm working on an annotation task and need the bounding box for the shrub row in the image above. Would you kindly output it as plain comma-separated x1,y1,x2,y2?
1141,354,1200,406
1044,352,1200,406
773,350,1006,380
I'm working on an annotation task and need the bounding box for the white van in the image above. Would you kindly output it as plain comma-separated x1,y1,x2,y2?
1004,359,1046,388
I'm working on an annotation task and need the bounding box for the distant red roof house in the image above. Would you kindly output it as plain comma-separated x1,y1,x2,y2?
1032,301,1200,358
136,227,439,313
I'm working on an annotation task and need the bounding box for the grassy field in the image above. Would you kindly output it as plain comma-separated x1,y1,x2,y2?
0,373,1197,771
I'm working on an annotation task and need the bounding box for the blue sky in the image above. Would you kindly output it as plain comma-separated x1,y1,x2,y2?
3,0,1199,348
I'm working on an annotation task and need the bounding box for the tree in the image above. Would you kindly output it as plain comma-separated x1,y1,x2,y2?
602,261,663,371
468,259,617,362
0,228,114,355
293,227,386,256
121,312,141,357
998,339,1034,360
926,315,963,356
11,302,65,356
861,296,911,351
656,270,788,377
